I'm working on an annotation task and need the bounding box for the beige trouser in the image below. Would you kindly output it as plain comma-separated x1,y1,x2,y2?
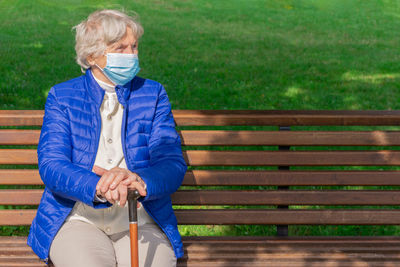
49,220,176,267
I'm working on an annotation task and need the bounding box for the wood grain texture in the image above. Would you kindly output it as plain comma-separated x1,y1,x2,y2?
183,150,400,166
0,150,37,165
1,170,400,186
0,210,36,225
3,149,400,166
0,190,42,205
0,130,40,145
4,236,400,267
2,110,400,126
5,209,400,226
178,236,400,267
175,209,400,225
4,130,400,147
173,110,400,126
129,223,139,267
0,170,41,185
180,130,400,146
0,110,43,126
6,189,400,206
2,129,400,146
182,170,400,186
171,190,400,206
6,149,400,166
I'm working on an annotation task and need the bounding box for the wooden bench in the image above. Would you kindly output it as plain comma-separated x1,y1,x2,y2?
2,110,400,266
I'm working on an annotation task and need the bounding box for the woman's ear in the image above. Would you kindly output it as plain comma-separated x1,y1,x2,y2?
87,54,95,66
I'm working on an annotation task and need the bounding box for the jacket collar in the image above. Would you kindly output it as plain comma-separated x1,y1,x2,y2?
85,69,132,108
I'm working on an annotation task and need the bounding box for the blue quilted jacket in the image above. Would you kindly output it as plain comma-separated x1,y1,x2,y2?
27,70,187,263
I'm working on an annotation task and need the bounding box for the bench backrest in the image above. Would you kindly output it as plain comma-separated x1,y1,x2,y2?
2,110,400,235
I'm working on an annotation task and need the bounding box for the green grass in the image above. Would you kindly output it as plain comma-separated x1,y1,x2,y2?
2,0,400,237
1,0,400,110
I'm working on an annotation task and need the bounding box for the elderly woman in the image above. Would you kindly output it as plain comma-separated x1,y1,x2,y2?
27,9,187,267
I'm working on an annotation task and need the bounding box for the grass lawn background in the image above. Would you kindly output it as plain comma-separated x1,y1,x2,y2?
1,0,400,236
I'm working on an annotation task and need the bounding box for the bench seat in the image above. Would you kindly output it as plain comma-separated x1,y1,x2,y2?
3,236,400,267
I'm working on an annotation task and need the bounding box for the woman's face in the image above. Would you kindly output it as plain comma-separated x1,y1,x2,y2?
89,26,139,69
88,26,139,84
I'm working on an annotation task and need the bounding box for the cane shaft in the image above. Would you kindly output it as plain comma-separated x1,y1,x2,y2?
130,223,139,267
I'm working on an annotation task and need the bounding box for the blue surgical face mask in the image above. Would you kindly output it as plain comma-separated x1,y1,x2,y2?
98,53,140,86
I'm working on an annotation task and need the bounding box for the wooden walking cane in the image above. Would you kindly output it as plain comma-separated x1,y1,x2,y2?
128,189,141,267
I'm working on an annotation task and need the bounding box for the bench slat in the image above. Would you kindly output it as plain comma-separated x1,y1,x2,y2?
180,255,400,263
184,150,400,166
0,210,400,225
175,209,400,225
4,236,400,267
181,130,400,146
0,150,37,165
10,170,399,186
0,130,40,145
172,190,400,206
0,261,45,267
2,110,400,126
0,210,36,225
183,170,400,186
179,237,400,266
0,110,43,126
5,189,400,206
181,235,400,244
6,150,400,166
0,190,42,205
4,130,400,146
0,170,41,185
173,110,400,126
5,209,400,226
2,170,400,186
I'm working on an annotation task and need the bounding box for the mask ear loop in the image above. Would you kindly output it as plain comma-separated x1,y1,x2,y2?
94,63,116,86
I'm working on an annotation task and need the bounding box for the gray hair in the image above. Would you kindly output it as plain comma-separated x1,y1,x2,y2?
73,9,144,70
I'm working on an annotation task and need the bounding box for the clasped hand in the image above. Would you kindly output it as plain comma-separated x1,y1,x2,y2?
93,165,147,207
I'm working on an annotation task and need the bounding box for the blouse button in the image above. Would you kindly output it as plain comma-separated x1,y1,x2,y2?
107,138,113,144
108,159,113,164
105,227,111,233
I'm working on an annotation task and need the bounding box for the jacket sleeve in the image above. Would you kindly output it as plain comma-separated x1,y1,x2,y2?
134,84,187,202
37,88,109,208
